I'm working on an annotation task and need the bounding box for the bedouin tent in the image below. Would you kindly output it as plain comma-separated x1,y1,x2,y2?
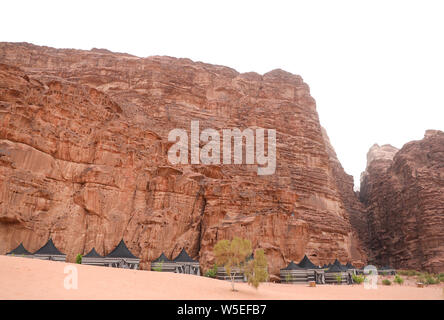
297,255,325,284
173,248,200,275
216,253,253,282
325,260,353,284
379,265,396,275
104,239,140,269
280,261,311,284
33,238,66,262
6,243,33,258
81,248,106,266
151,252,177,272
332,258,349,271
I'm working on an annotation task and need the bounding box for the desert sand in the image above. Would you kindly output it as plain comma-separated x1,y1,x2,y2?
0,256,442,300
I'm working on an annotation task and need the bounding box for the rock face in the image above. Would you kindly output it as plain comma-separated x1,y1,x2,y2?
0,42,366,276
360,131,444,272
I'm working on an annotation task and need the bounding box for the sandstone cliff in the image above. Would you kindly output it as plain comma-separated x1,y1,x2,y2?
360,131,444,272
0,42,366,276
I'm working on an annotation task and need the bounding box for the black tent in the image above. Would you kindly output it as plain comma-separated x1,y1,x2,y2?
34,238,64,255
327,264,344,273
81,247,106,266
297,255,319,269
106,239,138,259
172,248,200,275
7,243,32,255
153,252,172,263
83,248,104,258
345,262,356,269
332,258,348,271
380,265,392,270
281,261,304,271
173,248,198,263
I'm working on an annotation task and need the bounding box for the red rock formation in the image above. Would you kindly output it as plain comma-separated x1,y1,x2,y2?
0,42,367,276
360,132,444,272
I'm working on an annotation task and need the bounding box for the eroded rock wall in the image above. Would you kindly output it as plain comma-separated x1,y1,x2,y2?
360,132,444,272
0,42,367,276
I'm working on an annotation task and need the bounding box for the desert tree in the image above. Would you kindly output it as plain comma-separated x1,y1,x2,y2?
244,249,269,289
214,237,252,291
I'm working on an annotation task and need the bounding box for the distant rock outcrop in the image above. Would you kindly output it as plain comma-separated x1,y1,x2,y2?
360,131,444,272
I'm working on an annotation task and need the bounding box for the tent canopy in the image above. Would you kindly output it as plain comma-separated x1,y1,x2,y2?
106,239,138,259
298,255,318,269
332,258,348,271
83,248,104,258
327,264,344,273
34,238,65,255
281,261,304,271
173,248,198,263
7,243,32,255
153,252,172,263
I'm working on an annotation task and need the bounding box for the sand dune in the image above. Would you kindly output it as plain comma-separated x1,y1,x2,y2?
0,256,442,300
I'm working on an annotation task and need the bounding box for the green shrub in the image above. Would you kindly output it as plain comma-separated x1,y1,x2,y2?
425,274,440,285
416,273,440,285
336,274,342,285
352,274,365,284
398,269,419,276
285,273,292,283
152,261,163,272
382,279,391,286
204,264,218,278
394,275,404,285
76,254,82,264
438,273,444,282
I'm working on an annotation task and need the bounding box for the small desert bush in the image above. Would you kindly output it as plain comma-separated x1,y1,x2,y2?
352,274,365,284
382,279,391,286
336,274,342,285
76,254,82,264
394,275,404,285
418,273,440,285
285,273,293,283
152,261,163,272
397,269,415,276
204,264,218,278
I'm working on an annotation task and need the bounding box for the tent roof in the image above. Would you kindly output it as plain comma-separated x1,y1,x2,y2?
34,238,65,255
173,248,198,263
106,239,138,259
380,265,393,270
333,258,348,271
83,248,103,258
153,252,172,263
327,264,344,272
281,261,304,271
298,255,318,269
7,243,32,255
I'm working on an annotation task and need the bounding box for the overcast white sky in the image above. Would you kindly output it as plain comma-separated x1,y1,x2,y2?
1,0,443,188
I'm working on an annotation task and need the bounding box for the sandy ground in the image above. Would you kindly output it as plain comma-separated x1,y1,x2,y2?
0,256,442,300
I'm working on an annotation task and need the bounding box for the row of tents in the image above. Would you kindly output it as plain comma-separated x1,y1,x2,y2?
6,239,200,275
6,240,395,281
280,256,396,284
